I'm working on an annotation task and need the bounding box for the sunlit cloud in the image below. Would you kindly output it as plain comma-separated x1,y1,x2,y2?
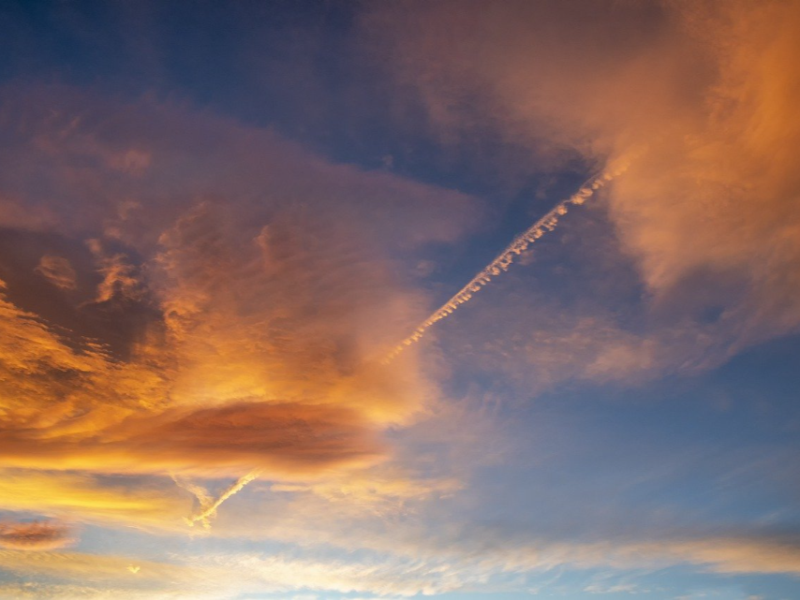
366,0,800,357
1,2,798,598
0,85,481,484
0,469,188,530
0,521,74,551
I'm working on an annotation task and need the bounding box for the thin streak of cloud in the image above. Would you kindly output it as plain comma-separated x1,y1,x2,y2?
185,470,260,529
0,469,189,530
384,153,635,361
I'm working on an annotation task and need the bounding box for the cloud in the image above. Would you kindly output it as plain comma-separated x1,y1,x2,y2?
34,255,77,290
0,399,383,477
0,84,480,253
364,0,800,365
1,8,797,598
441,290,743,396
0,519,796,599
0,469,189,530
185,470,260,528
0,549,186,591
492,535,800,578
0,521,74,551
0,84,481,491
0,235,383,483
94,534,800,595
270,467,462,517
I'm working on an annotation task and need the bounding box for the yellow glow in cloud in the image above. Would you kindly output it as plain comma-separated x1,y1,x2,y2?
0,470,189,530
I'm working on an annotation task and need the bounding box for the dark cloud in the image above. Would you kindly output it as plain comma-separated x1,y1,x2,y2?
0,228,161,360
0,521,74,551
0,400,383,477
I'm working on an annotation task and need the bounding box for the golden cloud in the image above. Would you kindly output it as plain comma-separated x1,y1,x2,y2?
0,85,478,533
0,470,189,531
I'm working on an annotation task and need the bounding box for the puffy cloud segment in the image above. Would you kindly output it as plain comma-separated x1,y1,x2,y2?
0,85,480,479
366,0,800,346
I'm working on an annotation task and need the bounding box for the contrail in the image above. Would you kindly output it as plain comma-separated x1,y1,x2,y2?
171,473,213,512
184,470,260,529
383,156,635,362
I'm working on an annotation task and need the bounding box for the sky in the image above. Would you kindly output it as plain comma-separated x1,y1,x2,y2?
0,1,799,598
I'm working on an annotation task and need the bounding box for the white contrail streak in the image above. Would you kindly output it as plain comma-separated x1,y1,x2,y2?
171,473,213,512
184,470,261,529
383,156,634,362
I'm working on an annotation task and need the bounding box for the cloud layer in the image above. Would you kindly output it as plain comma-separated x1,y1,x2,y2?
1,3,799,598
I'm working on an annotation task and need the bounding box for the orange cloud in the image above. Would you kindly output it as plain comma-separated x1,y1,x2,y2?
0,469,189,530
0,401,383,477
34,255,77,290
0,84,477,531
0,202,403,482
0,521,74,551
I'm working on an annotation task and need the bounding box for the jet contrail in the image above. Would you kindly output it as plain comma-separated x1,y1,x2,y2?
171,473,213,511
170,158,635,524
383,156,635,362
184,470,260,529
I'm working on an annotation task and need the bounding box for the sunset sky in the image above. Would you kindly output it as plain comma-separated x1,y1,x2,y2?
0,1,799,599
